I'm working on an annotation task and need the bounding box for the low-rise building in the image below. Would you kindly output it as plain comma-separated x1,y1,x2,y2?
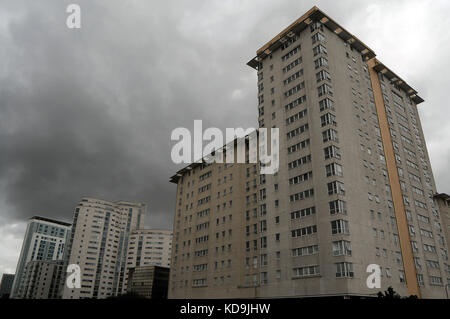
127,265,170,299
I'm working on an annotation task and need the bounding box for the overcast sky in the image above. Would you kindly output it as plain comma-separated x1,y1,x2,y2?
1,0,449,277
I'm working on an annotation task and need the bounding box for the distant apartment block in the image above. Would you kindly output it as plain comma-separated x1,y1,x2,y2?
169,6,449,299
0,274,15,299
127,265,170,299
62,198,146,299
434,193,450,260
10,216,71,299
122,229,172,294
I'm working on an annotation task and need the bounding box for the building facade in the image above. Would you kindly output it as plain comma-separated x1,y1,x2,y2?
169,140,269,298
169,6,449,298
15,260,64,299
10,216,71,298
127,265,170,298
0,274,15,299
434,193,450,266
62,197,146,299
122,229,172,294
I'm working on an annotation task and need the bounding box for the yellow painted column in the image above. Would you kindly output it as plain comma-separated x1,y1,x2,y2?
367,58,421,298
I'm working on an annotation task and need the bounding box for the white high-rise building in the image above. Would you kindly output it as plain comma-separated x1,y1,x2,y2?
62,197,146,299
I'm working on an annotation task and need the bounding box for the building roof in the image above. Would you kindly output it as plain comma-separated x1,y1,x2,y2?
371,59,424,104
247,6,423,104
30,216,71,227
169,132,257,184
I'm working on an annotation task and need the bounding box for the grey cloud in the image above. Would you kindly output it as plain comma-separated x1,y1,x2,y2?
0,0,449,275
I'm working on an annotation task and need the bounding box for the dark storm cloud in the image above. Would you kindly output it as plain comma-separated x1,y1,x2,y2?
0,0,259,227
1,0,450,274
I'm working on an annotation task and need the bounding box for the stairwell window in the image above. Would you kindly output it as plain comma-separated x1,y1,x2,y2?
318,83,333,97
320,113,336,126
331,220,349,235
314,57,328,69
335,262,354,278
311,32,326,44
327,181,345,195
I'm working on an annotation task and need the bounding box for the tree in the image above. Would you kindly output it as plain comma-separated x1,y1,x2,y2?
377,286,418,299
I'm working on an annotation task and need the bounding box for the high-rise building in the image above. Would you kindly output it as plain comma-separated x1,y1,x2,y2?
10,216,71,299
62,197,146,299
169,6,449,298
15,260,64,299
127,265,170,299
0,274,15,299
121,229,172,294
169,141,267,298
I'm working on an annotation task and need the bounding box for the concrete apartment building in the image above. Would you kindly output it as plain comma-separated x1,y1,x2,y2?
15,260,64,299
169,140,272,298
10,216,71,299
169,6,449,298
121,229,172,294
62,197,146,299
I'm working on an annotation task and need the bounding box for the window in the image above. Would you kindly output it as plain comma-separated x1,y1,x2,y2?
287,138,310,154
320,113,337,126
289,189,314,202
326,163,343,177
285,82,305,97
261,272,268,285
417,274,424,286
292,245,319,257
285,95,307,111
322,129,339,143
316,70,331,82
283,70,304,86
291,225,317,238
311,32,325,44
329,200,347,215
310,22,324,32
288,154,312,169
293,265,320,277
315,57,328,69
319,98,334,112
289,171,313,185
335,262,354,278
281,35,299,50
282,57,303,73
281,45,301,62
331,220,349,234
287,123,309,139
327,181,345,195
429,276,443,286
291,207,316,219
324,145,341,160
313,44,327,56
399,270,405,283
333,240,352,256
